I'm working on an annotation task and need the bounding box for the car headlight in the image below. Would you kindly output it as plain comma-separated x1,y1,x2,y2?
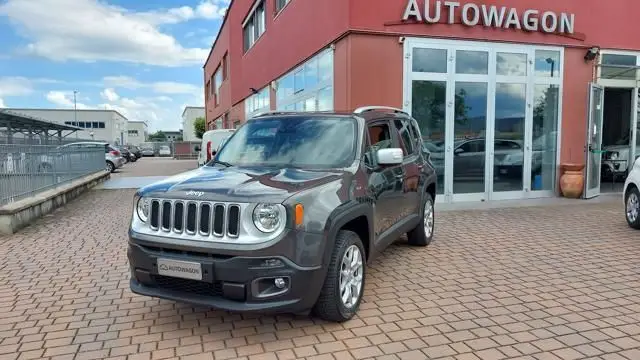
253,203,283,233
136,196,150,222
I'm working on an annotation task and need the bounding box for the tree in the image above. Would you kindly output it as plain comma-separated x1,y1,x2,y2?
148,131,167,142
194,117,206,139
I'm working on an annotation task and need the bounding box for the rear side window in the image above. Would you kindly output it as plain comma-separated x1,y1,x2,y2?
394,119,416,156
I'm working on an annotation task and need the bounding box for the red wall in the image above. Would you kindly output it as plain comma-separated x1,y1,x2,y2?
349,0,640,51
205,0,350,127
204,18,231,128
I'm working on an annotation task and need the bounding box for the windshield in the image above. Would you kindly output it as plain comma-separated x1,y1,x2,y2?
213,116,357,168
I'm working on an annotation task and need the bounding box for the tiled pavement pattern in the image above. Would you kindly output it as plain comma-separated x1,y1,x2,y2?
2,186,640,359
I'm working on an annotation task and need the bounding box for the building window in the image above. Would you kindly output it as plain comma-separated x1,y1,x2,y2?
276,48,334,111
98,122,105,129
275,0,290,13
214,116,223,129
128,130,139,136
205,80,211,100
243,1,266,53
222,53,228,80
210,73,215,96
600,53,639,80
214,66,223,105
245,87,270,119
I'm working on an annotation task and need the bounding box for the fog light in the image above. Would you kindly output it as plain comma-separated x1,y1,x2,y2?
274,278,286,289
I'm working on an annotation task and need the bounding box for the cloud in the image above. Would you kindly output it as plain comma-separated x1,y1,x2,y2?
0,76,34,97
0,0,229,67
46,91,90,109
103,76,201,95
100,88,120,102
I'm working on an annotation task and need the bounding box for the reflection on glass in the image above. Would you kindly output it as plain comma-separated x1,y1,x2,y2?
601,54,638,80
412,48,447,73
317,86,333,111
493,83,526,192
456,50,489,74
587,86,604,192
277,75,294,103
318,51,333,83
531,85,559,191
304,58,318,90
453,82,487,194
412,80,446,194
497,53,528,76
535,50,561,78
305,96,316,111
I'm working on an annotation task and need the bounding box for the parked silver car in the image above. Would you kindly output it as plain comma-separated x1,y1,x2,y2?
41,141,126,173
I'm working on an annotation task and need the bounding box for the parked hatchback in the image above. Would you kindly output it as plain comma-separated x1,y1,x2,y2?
128,106,437,322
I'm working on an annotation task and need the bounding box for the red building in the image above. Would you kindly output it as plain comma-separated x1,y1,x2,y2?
204,0,640,203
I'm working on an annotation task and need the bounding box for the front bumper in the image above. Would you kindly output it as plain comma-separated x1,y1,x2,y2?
127,231,327,314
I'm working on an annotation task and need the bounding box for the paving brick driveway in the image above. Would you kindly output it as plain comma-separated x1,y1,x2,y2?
2,162,640,360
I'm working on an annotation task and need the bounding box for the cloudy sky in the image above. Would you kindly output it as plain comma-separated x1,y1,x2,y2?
0,0,228,131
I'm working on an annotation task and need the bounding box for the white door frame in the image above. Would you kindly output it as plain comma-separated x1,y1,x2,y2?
584,82,605,199
404,38,564,203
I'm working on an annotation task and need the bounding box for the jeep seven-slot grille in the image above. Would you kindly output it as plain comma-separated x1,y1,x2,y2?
149,200,241,238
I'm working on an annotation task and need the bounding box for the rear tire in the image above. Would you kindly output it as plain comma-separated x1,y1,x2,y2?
407,192,434,246
625,186,640,229
106,161,115,173
313,230,366,322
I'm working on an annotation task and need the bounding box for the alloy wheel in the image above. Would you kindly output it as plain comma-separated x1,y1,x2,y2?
339,245,363,309
627,192,639,223
423,199,434,238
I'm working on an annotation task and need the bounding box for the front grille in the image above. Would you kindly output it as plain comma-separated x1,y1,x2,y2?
152,275,223,297
149,199,241,239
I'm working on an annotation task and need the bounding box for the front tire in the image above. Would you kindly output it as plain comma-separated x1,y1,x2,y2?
625,186,640,229
313,230,366,322
407,192,435,246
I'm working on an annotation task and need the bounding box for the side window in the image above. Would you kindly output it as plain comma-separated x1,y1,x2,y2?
365,122,393,166
459,140,484,153
393,119,416,156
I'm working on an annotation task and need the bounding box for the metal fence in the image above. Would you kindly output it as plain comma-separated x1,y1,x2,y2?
0,144,105,206
0,134,97,146
137,141,200,159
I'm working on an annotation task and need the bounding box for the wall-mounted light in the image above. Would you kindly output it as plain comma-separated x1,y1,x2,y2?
584,46,600,61
249,87,259,94
399,36,405,44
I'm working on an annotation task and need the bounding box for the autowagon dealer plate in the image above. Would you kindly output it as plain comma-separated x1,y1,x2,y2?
157,258,203,281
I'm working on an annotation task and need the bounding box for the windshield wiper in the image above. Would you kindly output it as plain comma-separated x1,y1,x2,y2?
210,160,233,167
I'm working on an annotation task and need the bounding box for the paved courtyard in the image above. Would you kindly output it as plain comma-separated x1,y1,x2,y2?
2,160,640,360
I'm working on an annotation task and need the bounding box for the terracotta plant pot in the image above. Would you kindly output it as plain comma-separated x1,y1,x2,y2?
559,163,585,198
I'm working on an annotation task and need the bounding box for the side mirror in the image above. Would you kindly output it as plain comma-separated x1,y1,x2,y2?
195,146,201,152
454,148,464,155
377,148,403,165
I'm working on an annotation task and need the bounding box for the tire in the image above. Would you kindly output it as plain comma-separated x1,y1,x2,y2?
407,192,435,246
313,230,366,322
106,161,115,173
625,186,640,229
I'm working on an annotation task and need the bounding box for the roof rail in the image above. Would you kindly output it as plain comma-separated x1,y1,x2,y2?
251,110,298,118
353,106,408,115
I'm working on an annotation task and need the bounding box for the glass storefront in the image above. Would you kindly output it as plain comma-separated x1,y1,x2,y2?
405,39,562,203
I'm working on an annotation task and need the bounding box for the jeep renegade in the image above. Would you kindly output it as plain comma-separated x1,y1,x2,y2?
128,106,437,322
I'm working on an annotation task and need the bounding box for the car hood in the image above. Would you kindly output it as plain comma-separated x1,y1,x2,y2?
138,165,348,203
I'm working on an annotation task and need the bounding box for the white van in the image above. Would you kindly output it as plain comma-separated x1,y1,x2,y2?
197,129,235,166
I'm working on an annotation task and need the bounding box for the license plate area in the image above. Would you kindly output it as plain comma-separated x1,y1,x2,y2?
157,258,203,281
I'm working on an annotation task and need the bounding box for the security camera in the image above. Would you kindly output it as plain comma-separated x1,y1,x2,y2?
399,36,405,44
584,46,600,61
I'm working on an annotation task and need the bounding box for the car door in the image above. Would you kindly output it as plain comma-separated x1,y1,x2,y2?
364,119,405,240
393,117,421,216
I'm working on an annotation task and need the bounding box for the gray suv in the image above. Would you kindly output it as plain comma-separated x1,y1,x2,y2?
128,106,437,322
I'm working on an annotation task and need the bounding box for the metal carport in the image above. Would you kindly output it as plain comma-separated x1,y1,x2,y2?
0,109,82,145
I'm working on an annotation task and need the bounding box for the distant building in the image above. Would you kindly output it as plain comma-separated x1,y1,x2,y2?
164,130,182,142
181,106,205,142
127,121,148,146
7,108,128,145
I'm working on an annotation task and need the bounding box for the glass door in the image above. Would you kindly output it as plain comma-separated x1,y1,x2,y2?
450,47,491,202
490,50,533,200
585,83,605,199
405,46,450,203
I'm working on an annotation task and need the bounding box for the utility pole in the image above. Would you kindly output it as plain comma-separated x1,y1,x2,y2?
73,91,78,139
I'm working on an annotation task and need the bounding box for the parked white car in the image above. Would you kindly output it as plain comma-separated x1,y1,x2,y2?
158,145,171,157
623,157,640,228
43,141,125,173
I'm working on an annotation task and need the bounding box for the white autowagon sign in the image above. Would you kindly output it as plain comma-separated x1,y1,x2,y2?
402,0,575,34
157,258,203,280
